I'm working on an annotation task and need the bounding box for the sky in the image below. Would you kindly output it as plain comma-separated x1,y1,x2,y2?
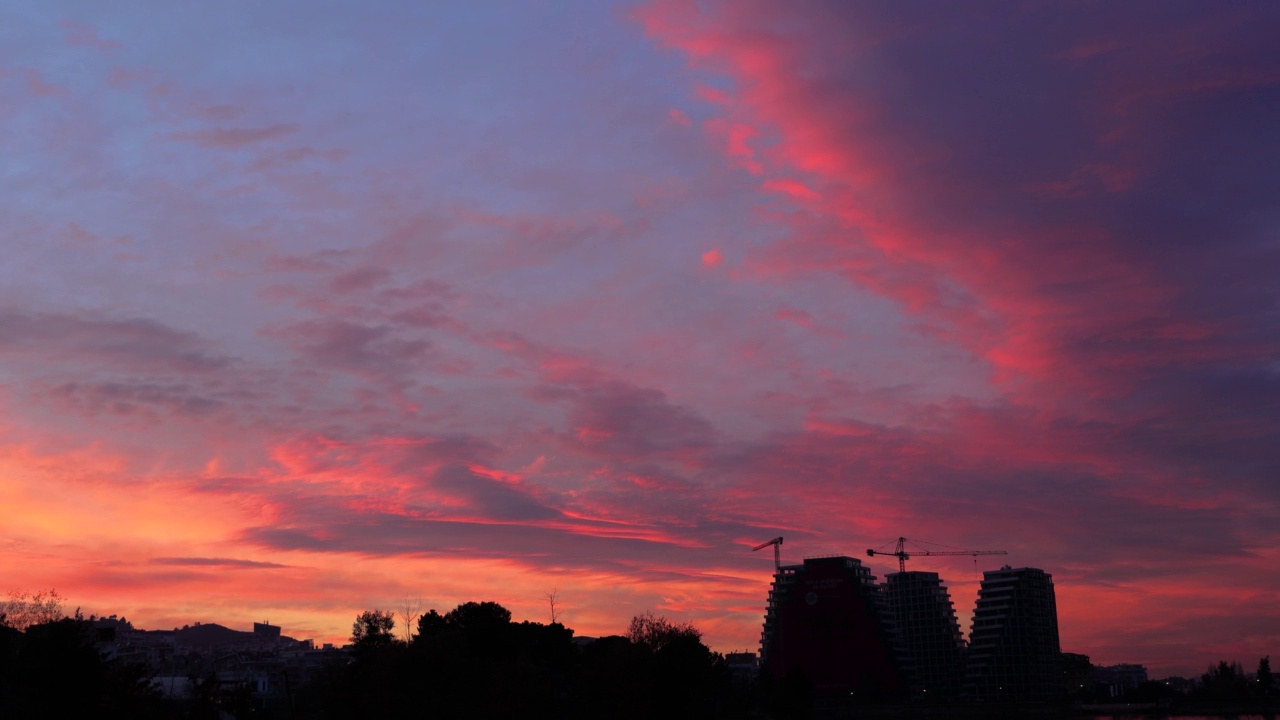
1,0,1278,677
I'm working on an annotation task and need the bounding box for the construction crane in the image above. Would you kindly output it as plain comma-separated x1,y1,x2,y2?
866,536,1006,573
752,536,784,570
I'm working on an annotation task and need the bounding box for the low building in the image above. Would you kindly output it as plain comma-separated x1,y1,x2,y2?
1095,663,1149,696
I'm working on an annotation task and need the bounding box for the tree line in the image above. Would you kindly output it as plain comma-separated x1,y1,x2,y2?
303,602,759,719
13,588,1272,718
1,610,162,717
0,591,797,719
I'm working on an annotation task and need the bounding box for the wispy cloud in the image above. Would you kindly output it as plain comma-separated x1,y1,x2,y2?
151,557,289,569
169,123,300,149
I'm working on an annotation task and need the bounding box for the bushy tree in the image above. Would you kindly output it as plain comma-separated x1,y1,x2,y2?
1201,660,1249,700
444,600,512,631
626,610,701,652
351,609,396,649
615,612,731,716
442,601,513,657
414,608,445,640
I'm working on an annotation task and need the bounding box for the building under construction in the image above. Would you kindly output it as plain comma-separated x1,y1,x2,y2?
964,565,1062,702
759,556,905,699
881,571,965,700
756,538,1062,703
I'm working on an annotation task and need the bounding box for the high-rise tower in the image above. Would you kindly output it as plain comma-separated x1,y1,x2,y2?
882,571,964,699
760,556,905,697
964,566,1062,702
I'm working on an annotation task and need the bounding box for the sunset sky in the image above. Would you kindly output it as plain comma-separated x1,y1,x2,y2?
3,1,1278,677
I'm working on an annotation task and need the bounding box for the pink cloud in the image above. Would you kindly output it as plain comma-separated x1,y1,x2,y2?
106,68,151,89
702,117,763,174
169,123,300,149
634,0,1255,400
59,19,123,53
760,177,818,201
16,67,68,97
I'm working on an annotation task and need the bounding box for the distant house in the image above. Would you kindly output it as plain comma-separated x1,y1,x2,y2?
1095,663,1149,696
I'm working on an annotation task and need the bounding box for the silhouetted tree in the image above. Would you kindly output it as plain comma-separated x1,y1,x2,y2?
414,608,445,641
511,619,575,667
578,635,654,718
592,612,732,718
0,617,162,718
398,597,423,643
0,589,64,631
444,600,512,657
1259,655,1273,696
444,600,512,631
545,588,562,624
626,610,701,652
652,631,729,713
1201,660,1249,701
328,610,414,718
351,609,396,649
307,601,747,719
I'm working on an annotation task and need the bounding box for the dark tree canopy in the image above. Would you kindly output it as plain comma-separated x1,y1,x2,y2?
351,609,396,648
285,601,743,718
0,617,162,718
626,611,702,652
440,601,513,658
415,608,445,640
1200,660,1250,701
444,601,512,631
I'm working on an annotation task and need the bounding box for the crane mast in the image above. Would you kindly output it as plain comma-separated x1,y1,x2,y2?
752,536,784,570
866,536,1007,573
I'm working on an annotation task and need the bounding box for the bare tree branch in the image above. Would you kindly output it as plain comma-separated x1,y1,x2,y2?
0,589,65,631
544,589,561,624
399,597,423,643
